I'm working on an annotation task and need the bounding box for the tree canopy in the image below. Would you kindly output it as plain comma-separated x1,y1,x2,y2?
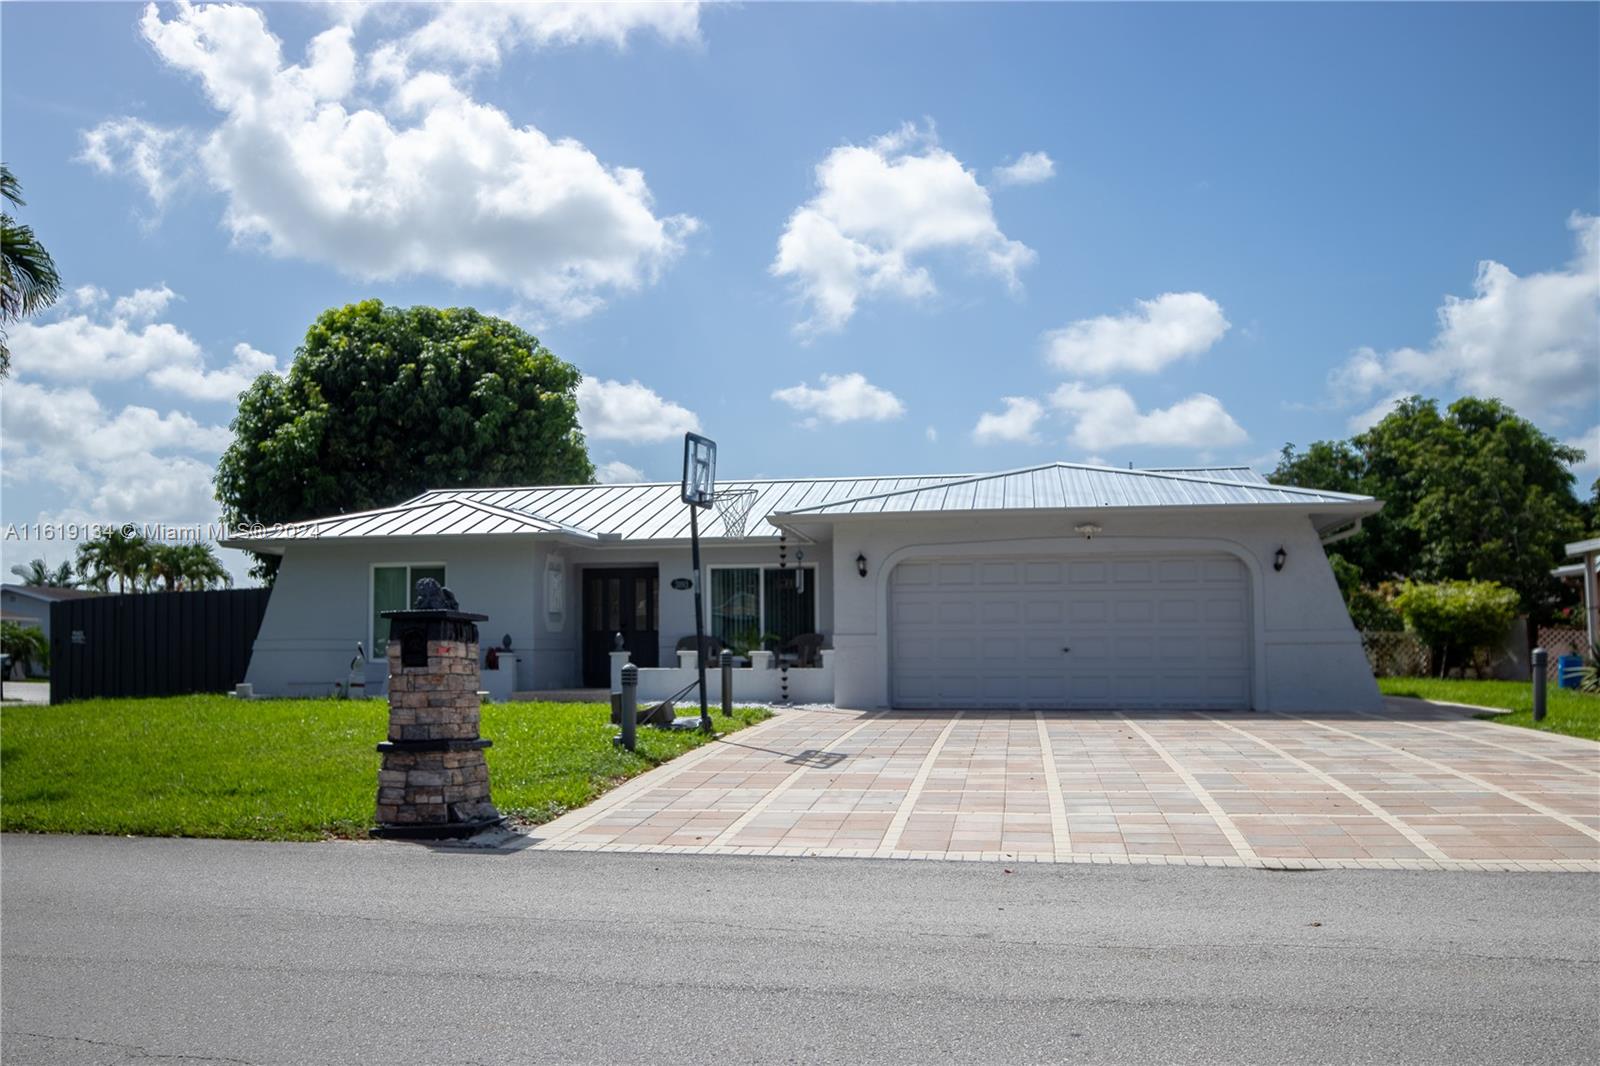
215,301,595,574
1272,396,1587,617
1,163,63,377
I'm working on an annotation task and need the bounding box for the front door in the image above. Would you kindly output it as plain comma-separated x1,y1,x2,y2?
582,567,660,687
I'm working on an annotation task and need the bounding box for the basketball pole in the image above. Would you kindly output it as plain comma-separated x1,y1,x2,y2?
689,502,712,732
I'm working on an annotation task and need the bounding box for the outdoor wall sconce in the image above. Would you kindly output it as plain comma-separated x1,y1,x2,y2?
1074,523,1102,539
1274,547,1287,572
856,553,868,578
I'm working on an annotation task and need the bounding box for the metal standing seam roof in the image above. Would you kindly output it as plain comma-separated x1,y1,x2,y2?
234,496,601,543
768,463,1376,518
221,464,1376,550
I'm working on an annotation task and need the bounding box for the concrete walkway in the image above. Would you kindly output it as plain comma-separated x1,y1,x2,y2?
529,701,1600,872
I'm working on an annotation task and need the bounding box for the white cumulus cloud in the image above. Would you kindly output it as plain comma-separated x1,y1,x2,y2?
397,1,701,71
78,118,194,212
772,123,1036,334
8,286,277,401
578,378,700,443
92,3,695,321
0,379,230,526
993,151,1055,187
1330,213,1599,423
1050,383,1247,451
595,459,646,484
972,397,1044,445
147,342,280,403
1563,425,1600,481
771,372,906,426
1044,292,1230,376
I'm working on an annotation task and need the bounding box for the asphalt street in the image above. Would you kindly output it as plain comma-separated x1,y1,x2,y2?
2,833,1596,1064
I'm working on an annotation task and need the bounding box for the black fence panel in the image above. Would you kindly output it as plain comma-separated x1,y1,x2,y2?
49,588,272,703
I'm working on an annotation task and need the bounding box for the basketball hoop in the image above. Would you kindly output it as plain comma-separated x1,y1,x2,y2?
682,432,716,508
710,488,757,538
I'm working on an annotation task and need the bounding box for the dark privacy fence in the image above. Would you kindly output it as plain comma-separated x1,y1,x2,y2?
49,588,272,703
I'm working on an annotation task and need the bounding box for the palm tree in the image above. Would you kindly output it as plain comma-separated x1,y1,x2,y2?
1,164,62,377
8,557,76,587
150,542,232,591
177,543,232,591
75,529,153,594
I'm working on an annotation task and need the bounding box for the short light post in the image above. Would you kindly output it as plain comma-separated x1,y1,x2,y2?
720,649,734,717
616,663,639,751
1531,647,1548,723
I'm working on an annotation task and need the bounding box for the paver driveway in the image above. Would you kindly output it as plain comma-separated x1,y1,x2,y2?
529,702,1600,872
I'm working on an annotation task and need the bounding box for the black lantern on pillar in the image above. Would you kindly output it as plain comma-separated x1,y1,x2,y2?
1273,547,1287,572
856,553,868,578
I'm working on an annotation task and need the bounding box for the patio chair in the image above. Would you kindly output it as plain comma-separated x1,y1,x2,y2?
674,634,726,661
780,632,827,668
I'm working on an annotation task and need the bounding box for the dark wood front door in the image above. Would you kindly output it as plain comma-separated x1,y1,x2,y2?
582,567,660,687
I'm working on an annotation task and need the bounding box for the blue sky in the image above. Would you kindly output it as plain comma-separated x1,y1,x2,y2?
2,2,1597,582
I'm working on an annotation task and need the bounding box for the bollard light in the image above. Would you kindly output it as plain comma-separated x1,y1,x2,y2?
1531,647,1548,722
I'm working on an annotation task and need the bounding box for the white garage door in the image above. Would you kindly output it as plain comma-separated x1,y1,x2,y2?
890,554,1251,710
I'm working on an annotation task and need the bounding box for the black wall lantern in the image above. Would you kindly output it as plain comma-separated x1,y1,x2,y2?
856,552,868,578
1273,546,1287,572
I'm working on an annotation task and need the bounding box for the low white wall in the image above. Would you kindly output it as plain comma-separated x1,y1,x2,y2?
616,648,835,705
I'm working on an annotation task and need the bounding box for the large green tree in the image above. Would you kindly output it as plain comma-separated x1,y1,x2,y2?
1272,396,1586,618
215,301,594,575
1,163,63,377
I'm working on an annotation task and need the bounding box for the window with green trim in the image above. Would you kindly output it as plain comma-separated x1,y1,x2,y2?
372,564,446,652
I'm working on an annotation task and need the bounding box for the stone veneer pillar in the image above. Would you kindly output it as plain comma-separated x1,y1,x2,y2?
372,605,502,838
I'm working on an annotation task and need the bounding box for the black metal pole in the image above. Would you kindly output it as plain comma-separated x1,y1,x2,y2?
690,504,712,732
1532,647,1547,722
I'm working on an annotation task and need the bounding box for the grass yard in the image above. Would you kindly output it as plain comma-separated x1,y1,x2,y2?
0,696,770,841
1378,677,1600,742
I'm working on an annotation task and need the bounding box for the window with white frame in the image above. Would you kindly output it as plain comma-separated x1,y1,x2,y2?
372,564,446,652
708,565,816,652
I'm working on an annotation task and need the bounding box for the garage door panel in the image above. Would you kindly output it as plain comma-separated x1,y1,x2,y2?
980,600,1019,623
1114,599,1153,623
1158,560,1200,582
1205,599,1244,622
1069,599,1107,622
1068,562,1105,584
980,562,1019,584
1113,561,1153,583
1025,600,1064,624
937,563,975,585
891,553,1251,710
1158,598,1200,623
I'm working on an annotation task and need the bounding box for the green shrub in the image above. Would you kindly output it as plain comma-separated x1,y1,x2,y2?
1393,580,1519,678
0,621,48,676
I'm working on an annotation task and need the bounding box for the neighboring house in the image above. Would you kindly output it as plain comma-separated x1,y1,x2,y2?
0,585,102,674
221,462,1385,711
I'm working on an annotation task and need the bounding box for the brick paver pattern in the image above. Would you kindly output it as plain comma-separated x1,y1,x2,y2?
530,702,1600,872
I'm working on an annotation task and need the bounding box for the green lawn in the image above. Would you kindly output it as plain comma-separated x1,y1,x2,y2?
0,696,770,841
1377,677,1600,742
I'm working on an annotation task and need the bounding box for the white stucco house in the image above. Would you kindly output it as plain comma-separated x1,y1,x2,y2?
222,462,1385,711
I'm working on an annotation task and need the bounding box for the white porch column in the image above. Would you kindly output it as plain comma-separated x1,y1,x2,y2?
609,650,632,692
1585,549,1597,651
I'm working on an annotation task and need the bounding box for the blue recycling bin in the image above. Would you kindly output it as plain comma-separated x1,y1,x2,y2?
1556,654,1583,690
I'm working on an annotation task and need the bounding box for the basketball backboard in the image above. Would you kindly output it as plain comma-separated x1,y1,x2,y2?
682,432,716,507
